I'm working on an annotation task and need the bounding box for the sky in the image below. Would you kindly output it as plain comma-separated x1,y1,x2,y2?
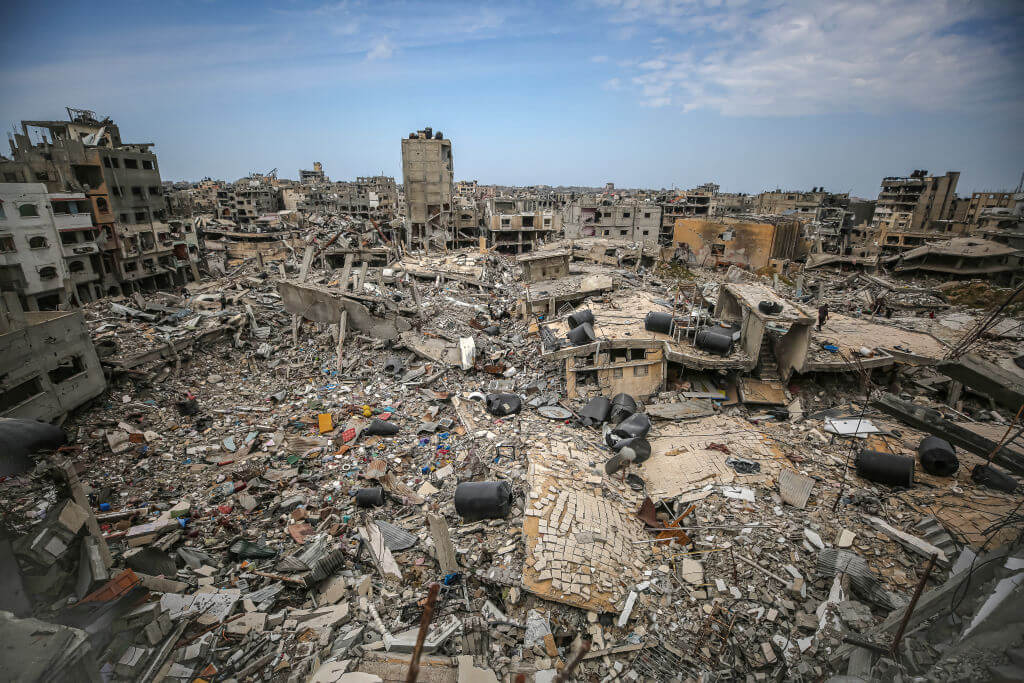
1,0,1022,198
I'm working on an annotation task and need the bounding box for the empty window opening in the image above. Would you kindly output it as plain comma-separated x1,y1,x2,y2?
1,376,44,411
19,204,39,218
38,265,58,279
29,236,49,249
124,158,139,169
48,355,85,384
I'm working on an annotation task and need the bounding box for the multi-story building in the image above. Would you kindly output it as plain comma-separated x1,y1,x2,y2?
658,191,711,243
0,184,71,310
453,196,482,248
564,199,662,244
401,127,453,250
216,178,281,225
964,191,1014,227
711,193,752,216
0,108,198,296
870,170,960,254
299,162,327,185
486,210,561,254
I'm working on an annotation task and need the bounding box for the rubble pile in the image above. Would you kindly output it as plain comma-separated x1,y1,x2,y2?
2,245,1022,683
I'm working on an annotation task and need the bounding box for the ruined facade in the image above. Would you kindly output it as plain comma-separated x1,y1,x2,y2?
401,127,453,250
1,108,198,297
672,217,803,271
871,170,960,254
0,292,105,421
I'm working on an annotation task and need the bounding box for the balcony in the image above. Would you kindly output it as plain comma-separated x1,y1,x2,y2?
53,213,94,230
62,242,99,258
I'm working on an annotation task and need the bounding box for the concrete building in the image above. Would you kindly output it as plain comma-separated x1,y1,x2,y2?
658,192,710,243
453,196,482,248
299,162,327,185
964,191,1014,227
401,127,453,250
711,192,752,217
216,178,281,225
517,249,570,283
565,200,662,244
0,184,71,310
672,217,804,272
871,170,960,254
0,108,198,296
487,211,561,254
0,291,105,421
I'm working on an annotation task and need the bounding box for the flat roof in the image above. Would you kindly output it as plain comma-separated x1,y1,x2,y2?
721,283,814,324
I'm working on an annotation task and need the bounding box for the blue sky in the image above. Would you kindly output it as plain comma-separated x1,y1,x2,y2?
1,0,1022,197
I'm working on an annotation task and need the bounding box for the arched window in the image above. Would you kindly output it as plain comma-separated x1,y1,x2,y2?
38,266,58,279
96,197,109,212
19,204,39,217
69,260,85,272
28,236,49,249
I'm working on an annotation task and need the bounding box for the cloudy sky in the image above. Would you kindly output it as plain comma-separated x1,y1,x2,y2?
1,0,1022,196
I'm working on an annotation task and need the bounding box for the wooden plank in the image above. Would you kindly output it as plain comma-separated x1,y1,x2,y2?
427,513,458,575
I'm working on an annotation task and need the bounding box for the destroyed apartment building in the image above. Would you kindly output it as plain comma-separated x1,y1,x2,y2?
0,108,202,299
2,124,1024,683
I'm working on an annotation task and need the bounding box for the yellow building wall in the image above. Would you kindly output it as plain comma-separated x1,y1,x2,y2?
673,219,776,270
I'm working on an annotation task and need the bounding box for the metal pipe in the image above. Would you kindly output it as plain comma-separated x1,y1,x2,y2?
890,553,938,653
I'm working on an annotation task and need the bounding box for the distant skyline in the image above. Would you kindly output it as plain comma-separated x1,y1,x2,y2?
1,0,1022,197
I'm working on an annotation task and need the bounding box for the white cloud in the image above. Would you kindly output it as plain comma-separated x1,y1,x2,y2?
642,96,671,107
366,37,395,61
603,77,623,90
591,55,609,62
592,0,1024,116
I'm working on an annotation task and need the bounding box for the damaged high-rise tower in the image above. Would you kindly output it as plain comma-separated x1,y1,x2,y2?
401,127,453,251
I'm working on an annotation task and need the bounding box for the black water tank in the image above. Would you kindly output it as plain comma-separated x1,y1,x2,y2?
645,311,674,335
485,393,522,416
364,419,399,436
609,412,652,443
609,393,637,424
971,464,1019,492
855,450,914,487
567,322,596,346
355,487,385,507
567,309,594,329
455,481,512,521
758,300,782,315
918,436,958,477
694,328,732,354
579,396,611,425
